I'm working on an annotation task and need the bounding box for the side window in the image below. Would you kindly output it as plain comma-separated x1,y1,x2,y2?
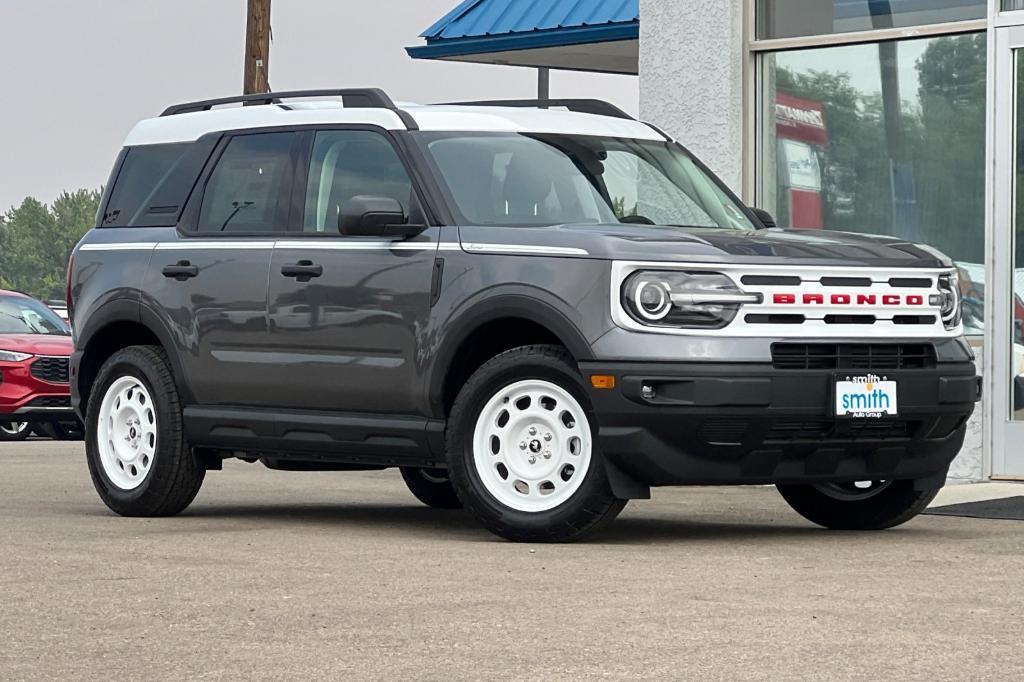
102,143,190,227
303,131,417,233
196,132,294,233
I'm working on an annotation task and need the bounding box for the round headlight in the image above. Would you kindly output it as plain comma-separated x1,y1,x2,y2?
633,280,672,321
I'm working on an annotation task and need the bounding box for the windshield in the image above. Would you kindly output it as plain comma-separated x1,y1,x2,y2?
415,132,755,230
0,295,70,335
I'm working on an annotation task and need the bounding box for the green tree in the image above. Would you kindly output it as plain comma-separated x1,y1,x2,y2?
0,189,101,300
914,33,987,264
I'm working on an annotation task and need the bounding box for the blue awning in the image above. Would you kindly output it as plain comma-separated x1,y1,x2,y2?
406,0,639,75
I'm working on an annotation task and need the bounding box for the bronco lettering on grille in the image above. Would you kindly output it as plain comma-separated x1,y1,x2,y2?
772,293,926,306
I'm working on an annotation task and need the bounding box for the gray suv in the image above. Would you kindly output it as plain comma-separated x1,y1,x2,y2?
69,89,980,541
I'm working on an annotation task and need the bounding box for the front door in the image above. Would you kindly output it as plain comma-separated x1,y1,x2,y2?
991,22,1024,476
265,129,438,415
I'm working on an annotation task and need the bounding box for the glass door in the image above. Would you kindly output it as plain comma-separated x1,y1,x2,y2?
991,25,1024,476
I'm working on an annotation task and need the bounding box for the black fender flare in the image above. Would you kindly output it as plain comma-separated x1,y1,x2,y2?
75,298,194,406
426,289,594,417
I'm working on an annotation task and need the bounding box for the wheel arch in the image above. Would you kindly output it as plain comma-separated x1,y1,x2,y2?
76,300,191,414
429,293,594,417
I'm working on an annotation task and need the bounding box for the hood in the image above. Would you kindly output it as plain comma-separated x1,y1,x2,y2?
0,333,73,357
458,224,953,268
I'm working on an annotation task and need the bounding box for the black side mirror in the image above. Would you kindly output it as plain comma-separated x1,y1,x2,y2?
339,195,417,237
749,207,776,228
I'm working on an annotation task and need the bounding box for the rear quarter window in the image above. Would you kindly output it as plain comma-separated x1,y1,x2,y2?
100,138,217,228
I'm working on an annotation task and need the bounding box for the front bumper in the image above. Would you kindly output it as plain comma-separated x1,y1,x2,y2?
581,360,980,487
0,359,73,422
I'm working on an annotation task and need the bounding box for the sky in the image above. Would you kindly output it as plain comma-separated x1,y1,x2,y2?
0,0,638,212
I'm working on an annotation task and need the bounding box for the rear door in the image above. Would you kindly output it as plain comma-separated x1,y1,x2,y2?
264,128,439,415
142,130,300,406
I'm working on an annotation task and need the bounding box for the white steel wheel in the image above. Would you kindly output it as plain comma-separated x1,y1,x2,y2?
96,376,157,490
472,378,592,513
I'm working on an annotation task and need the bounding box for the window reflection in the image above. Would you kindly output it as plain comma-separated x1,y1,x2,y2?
761,33,987,332
758,0,986,40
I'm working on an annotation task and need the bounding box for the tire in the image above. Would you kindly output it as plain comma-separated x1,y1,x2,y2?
36,419,84,441
85,345,204,516
0,421,31,442
777,478,942,530
400,467,463,509
446,345,627,542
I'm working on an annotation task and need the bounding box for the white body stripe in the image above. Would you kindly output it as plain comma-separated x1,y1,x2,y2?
78,240,589,257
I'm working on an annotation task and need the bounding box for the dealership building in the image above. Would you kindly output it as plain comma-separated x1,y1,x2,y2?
410,0,1024,482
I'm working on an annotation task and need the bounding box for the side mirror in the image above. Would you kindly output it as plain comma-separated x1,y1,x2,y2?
339,195,417,237
749,207,776,228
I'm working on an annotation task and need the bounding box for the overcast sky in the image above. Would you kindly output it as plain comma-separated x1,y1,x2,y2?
0,0,637,212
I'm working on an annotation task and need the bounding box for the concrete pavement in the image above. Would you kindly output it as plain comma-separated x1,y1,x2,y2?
1,440,1023,680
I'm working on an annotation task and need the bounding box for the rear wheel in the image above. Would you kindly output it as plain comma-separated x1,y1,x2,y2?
777,478,941,530
400,467,463,509
0,421,31,442
446,345,626,542
86,345,204,516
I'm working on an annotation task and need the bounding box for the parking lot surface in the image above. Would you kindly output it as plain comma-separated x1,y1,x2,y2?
2,440,1023,680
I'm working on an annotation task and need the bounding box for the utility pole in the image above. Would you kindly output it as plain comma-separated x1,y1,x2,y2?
243,0,271,94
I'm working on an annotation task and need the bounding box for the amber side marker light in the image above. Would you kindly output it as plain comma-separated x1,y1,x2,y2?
590,375,616,389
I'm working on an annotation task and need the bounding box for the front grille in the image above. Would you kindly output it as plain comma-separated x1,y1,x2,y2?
30,356,70,384
699,417,750,445
766,418,916,442
26,396,71,408
771,343,936,371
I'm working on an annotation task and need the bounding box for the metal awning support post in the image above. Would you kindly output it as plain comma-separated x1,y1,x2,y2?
537,67,550,104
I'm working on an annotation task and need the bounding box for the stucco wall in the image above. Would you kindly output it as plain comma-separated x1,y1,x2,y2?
639,0,746,194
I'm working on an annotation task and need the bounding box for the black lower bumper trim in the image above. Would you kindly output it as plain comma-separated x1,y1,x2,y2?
581,360,978,486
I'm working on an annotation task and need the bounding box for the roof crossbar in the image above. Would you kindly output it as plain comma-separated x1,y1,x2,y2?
160,88,419,129
444,98,634,120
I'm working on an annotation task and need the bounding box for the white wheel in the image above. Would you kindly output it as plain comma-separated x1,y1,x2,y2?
96,376,157,490
472,379,593,513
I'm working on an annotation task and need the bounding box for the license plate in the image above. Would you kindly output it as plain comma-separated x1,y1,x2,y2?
834,375,898,418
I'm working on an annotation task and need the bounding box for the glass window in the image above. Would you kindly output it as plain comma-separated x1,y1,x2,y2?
1006,1,1024,11
1013,51,1024,419
416,133,754,229
0,295,69,335
102,143,189,226
759,33,987,331
758,0,986,40
197,133,294,233
303,131,416,233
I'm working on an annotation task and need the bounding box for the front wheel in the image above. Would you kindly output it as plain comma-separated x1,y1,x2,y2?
446,345,626,542
777,478,942,530
0,421,31,442
85,345,204,516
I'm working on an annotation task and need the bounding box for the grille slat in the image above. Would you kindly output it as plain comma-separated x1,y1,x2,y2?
767,418,916,442
771,343,936,371
30,357,70,384
26,396,71,408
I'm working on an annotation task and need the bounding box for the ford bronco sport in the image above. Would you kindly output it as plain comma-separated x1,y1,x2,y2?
69,89,980,541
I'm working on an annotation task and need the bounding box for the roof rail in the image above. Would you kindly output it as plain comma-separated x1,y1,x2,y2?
159,88,419,129
443,98,634,120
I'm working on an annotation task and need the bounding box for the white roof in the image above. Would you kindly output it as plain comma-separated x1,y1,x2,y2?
122,102,663,146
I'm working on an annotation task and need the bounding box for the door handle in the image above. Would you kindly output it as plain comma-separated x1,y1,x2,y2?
281,260,323,282
161,261,198,281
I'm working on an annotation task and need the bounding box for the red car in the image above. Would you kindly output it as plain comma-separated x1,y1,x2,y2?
0,290,79,440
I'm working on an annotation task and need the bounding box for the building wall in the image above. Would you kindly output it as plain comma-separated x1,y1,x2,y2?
638,0,746,194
